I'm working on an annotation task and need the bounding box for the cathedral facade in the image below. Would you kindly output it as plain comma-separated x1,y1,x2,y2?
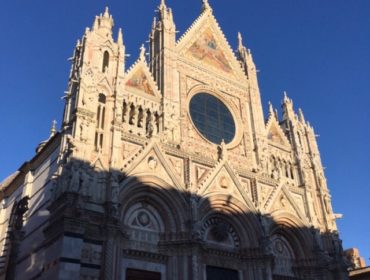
0,1,348,279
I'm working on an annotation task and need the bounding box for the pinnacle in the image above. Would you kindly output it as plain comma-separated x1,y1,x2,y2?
283,91,291,103
268,101,274,116
139,44,146,61
238,32,243,47
104,6,110,18
117,28,124,45
159,0,167,9
50,120,57,138
298,108,305,123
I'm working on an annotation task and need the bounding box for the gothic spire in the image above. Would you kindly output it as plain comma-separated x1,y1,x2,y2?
91,6,114,33
237,32,254,78
92,16,99,31
281,91,295,122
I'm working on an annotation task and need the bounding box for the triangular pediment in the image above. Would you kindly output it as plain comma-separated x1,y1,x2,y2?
186,27,233,73
266,117,290,147
176,10,246,79
166,154,185,182
259,183,275,208
194,164,212,186
97,76,113,93
123,59,161,99
197,161,256,211
91,156,108,171
268,186,308,223
122,141,185,191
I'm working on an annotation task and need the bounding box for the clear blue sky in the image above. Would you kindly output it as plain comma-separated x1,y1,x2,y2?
1,0,369,263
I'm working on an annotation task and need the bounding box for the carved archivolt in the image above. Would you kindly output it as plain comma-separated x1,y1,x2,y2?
124,202,165,233
201,217,240,248
119,175,189,233
271,235,295,277
198,194,262,247
122,202,165,245
269,212,314,259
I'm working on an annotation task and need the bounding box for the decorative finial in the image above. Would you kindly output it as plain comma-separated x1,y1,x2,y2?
159,0,166,9
93,16,99,31
268,101,274,116
238,32,243,48
283,91,290,103
50,120,57,137
298,108,305,123
104,6,110,18
117,28,123,45
202,0,212,12
139,44,146,60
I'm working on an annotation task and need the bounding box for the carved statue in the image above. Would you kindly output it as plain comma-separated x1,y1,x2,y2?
80,168,91,196
164,113,178,142
217,139,227,161
272,168,280,180
110,173,120,204
129,105,136,125
69,162,81,192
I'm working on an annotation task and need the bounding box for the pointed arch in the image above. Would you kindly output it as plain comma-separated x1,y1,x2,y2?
102,50,110,72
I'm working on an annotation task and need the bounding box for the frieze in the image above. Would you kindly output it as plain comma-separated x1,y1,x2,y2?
267,141,292,153
177,58,249,93
121,131,148,146
123,249,168,263
75,108,95,119
288,186,305,196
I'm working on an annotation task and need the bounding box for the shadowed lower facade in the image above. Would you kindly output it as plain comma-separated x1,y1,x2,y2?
0,1,348,279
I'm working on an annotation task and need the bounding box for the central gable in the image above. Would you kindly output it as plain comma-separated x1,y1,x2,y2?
187,27,232,73
176,10,246,79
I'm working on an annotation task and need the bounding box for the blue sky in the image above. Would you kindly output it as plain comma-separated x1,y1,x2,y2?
1,0,369,263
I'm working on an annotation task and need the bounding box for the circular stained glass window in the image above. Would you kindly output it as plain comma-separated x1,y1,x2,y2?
189,93,236,144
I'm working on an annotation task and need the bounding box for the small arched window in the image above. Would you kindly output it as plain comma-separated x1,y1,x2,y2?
102,51,109,72
95,93,106,151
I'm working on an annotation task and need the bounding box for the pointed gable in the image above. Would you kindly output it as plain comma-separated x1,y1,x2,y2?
124,58,161,99
187,28,232,73
176,8,245,79
197,161,256,212
126,68,155,96
267,186,309,224
266,115,291,147
122,140,185,191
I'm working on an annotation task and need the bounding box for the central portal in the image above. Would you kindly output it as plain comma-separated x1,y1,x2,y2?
126,268,161,280
206,266,239,280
